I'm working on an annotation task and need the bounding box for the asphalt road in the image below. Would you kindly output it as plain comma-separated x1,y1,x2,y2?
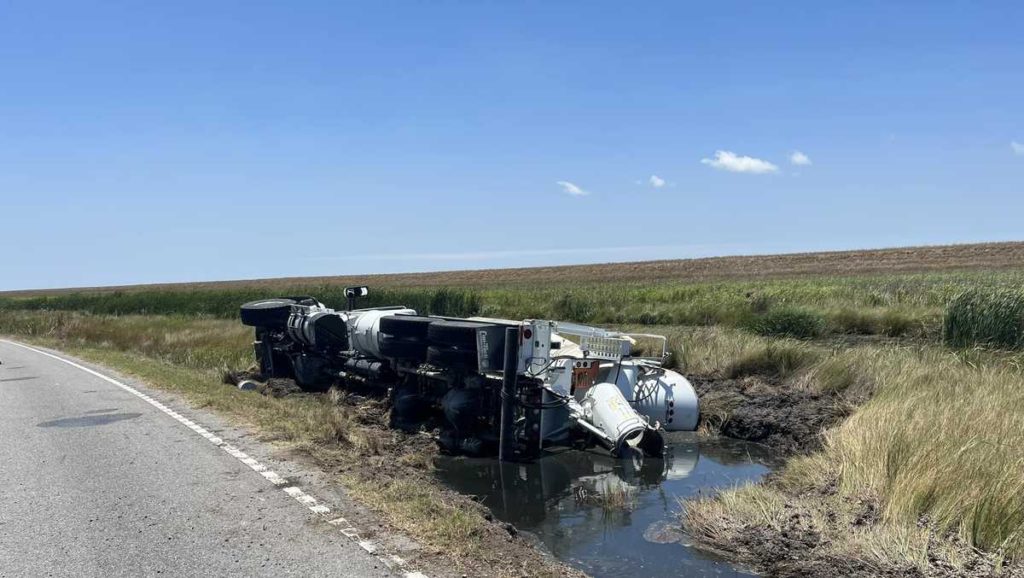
0,340,394,577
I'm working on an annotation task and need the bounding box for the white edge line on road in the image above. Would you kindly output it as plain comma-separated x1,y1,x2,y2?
0,339,428,578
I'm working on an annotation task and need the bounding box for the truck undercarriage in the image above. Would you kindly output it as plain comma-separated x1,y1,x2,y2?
240,288,699,461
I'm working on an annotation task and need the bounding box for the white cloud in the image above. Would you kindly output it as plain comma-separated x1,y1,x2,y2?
649,175,666,188
556,180,589,196
1012,141,1024,155
700,150,778,174
789,151,812,166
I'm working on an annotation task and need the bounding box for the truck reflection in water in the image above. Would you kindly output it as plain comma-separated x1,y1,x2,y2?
434,433,776,578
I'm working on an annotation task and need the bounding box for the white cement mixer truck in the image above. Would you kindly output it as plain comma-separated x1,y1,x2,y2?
239,288,699,460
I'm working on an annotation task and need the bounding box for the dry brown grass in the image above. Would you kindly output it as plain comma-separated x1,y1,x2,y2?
682,335,1024,575
0,312,581,578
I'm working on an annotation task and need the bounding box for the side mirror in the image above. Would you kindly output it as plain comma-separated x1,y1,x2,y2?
344,286,369,310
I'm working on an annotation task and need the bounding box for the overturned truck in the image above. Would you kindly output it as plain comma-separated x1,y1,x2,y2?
240,288,699,460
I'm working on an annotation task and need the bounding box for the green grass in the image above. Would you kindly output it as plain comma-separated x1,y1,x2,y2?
944,287,1024,349
723,341,822,379
4,269,1022,339
0,286,486,319
744,307,825,339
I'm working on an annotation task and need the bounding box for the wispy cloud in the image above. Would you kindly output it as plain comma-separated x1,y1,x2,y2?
648,175,666,188
1012,141,1024,156
700,150,778,174
789,151,812,166
556,180,589,196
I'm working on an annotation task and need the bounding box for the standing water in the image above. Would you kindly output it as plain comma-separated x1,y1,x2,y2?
435,433,775,578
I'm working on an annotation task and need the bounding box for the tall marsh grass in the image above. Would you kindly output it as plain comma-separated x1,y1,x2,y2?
8,268,1018,339
685,335,1024,565
944,288,1024,349
744,307,825,339
822,345,1024,557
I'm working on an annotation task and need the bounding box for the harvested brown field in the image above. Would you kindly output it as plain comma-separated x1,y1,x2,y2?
5,241,1024,296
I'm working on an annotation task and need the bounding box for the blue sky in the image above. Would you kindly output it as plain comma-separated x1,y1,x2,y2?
1,1,1022,290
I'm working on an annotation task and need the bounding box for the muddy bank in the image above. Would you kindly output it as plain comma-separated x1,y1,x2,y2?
224,371,584,578
683,373,1024,578
691,375,852,454
685,488,1019,578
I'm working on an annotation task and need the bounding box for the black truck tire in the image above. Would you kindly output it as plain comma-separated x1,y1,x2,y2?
255,344,294,379
427,320,489,348
292,353,330,389
240,298,296,328
379,315,436,340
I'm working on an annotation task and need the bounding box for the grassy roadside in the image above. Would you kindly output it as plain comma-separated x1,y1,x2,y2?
0,311,579,578
679,332,1024,576
5,293,1024,576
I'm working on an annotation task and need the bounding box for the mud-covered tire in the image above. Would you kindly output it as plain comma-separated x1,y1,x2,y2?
426,345,478,367
391,385,427,431
240,298,295,327
427,320,489,347
379,315,436,340
255,345,293,379
292,353,329,389
378,337,428,359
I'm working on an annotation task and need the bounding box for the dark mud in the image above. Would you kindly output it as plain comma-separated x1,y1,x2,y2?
690,500,1020,578
692,375,852,454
